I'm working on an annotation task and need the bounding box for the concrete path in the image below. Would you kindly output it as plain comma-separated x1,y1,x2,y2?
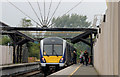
48,64,98,77
73,65,98,75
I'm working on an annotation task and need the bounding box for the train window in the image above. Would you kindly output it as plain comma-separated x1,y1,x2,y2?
44,45,52,56
43,44,63,56
54,45,63,56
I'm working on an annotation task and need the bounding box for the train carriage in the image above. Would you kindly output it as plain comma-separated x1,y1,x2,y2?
40,37,76,70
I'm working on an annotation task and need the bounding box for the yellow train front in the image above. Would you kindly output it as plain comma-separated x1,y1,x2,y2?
40,37,76,71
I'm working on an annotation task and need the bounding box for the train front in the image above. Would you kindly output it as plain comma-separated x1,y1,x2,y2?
40,37,66,68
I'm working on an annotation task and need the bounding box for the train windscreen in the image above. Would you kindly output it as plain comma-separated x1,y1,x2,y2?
44,45,52,55
54,45,63,56
43,45,63,56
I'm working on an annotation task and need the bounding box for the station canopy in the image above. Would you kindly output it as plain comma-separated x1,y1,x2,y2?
20,31,85,41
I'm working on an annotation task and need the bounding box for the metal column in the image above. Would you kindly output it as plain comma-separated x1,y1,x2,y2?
90,33,93,66
20,45,22,63
17,45,20,63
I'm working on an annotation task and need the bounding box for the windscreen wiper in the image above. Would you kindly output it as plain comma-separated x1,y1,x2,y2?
53,50,58,57
46,53,49,57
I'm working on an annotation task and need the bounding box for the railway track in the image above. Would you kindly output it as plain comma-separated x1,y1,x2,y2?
14,64,70,77
16,70,43,77
15,68,59,77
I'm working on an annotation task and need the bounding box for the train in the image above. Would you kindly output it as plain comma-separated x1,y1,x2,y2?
40,37,76,71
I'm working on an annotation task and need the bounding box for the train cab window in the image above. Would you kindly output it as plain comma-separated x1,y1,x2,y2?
43,44,63,56
54,45,63,56
44,45,52,56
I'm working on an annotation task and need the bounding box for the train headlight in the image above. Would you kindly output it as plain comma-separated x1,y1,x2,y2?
59,58,64,63
42,57,46,63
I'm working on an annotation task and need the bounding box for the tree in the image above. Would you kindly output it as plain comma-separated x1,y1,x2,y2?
0,36,11,45
20,18,33,36
27,42,40,59
20,18,33,27
44,14,91,38
52,14,91,28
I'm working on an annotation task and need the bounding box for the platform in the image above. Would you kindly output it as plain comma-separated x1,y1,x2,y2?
48,64,98,77
0,62,40,76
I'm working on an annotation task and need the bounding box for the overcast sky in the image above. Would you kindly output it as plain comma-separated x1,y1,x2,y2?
1,1,107,27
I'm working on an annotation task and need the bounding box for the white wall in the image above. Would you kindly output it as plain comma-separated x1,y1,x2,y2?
0,45,13,65
94,2,119,75
118,2,120,77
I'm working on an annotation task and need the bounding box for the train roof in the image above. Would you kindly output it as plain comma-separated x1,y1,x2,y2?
41,37,65,45
42,37,65,41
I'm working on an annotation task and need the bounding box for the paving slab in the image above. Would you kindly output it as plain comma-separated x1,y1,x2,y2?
50,64,80,75
48,64,98,77
73,65,98,75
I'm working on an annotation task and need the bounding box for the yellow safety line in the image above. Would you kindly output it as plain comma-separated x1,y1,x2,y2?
69,64,82,77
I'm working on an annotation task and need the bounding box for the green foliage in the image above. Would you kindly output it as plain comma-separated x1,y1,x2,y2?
20,18,33,27
0,36,11,45
27,42,40,59
52,14,91,28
